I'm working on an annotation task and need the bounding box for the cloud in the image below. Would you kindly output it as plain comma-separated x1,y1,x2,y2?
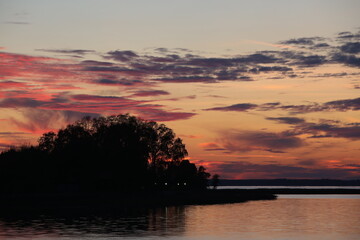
133,108,196,122
269,117,360,141
155,76,217,83
0,81,28,89
185,53,280,67
220,130,305,152
1,30,360,91
324,97,360,110
11,106,196,132
340,42,360,54
179,134,202,139
70,94,133,102
207,161,360,179
36,49,96,55
165,95,196,101
81,60,114,66
266,117,305,124
239,53,280,64
294,55,327,67
332,53,360,67
3,31,360,94
202,97,360,115
94,79,148,86
337,31,360,40
280,37,325,46
266,149,286,153
300,123,360,140
249,66,292,73
0,98,46,108
0,132,30,136
105,50,139,62
130,90,170,97
83,66,137,74
0,143,12,152
311,72,348,78
266,97,360,113
1,30,360,133
199,142,227,151
0,132,32,148
0,90,196,126
312,43,331,49
0,51,80,84
10,109,101,133
204,103,258,112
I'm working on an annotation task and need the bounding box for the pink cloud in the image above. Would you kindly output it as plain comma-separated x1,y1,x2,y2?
0,81,28,88
199,142,226,151
130,90,170,97
0,52,73,81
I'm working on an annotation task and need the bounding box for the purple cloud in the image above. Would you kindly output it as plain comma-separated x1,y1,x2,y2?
36,49,96,55
266,117,305,124
0,98,46,108
220,130,305,152
209,161,360,179
301,123,360,140
280,37,325,46
106,50,139,62
340,42,360,54
130,90,170,97
213,97,360,114
205,103,258,112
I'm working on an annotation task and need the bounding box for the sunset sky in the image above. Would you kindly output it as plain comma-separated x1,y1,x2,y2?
1,0,360,179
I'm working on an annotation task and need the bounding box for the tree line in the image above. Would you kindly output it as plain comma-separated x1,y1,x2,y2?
0,114,210,194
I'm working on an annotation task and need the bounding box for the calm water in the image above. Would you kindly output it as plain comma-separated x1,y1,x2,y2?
218,186,360,189
0,195,359,240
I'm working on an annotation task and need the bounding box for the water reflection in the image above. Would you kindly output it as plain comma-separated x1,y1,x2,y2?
0,206,186,238
185,197,360,240
0,197,359,240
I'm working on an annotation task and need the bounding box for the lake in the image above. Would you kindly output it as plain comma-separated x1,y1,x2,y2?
0,194,359,240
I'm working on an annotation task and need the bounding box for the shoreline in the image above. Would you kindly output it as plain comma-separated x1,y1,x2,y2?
1,188,358,214
0,189,276,213
230,188,360,194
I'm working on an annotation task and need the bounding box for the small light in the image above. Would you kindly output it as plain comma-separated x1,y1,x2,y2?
184,183,187,186
165,182,167,185
177,183,180,186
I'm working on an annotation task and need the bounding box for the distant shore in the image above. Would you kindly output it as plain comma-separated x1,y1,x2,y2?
218,179,360,186
237,188,360,194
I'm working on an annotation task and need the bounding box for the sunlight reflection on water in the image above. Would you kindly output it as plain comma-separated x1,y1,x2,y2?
0,195,359,240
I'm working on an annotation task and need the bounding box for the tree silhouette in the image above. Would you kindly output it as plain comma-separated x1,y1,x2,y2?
211,174,220,189
198,166,211,188
0,114,210,193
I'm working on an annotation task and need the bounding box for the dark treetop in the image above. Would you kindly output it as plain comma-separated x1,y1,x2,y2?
0,114,210,194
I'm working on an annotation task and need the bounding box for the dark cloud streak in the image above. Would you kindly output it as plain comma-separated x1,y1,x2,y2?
205,103,258,112
266,117,305,124
209,161,360,179
36,49,96,55
207,97,360,114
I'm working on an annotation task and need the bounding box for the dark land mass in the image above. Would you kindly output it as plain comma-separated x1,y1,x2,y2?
219,179,360,186
0,190,276,215
0,115,277,215
3,115,357,216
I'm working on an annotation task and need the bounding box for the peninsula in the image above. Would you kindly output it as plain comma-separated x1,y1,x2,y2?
0,114,276,211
